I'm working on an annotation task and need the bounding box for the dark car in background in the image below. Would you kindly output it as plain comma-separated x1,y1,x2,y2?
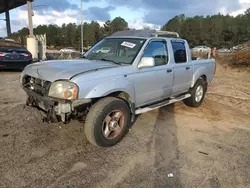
0,46,32,70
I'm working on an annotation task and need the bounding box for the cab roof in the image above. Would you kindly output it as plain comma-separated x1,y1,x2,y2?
109,30,180,39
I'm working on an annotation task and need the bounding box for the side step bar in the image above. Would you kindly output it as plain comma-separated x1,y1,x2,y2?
135,94,191,115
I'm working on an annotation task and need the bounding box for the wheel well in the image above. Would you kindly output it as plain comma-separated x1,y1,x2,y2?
200,75,208,91
200,75,207,82
76,91,132,117
90,91,133,108
191,75,207,89
107,91,132,105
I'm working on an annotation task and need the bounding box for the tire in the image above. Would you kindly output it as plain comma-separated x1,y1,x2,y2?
84,97,131,147
184,78,207,107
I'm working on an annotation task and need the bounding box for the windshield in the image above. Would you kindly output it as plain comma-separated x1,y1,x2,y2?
86,38,146,64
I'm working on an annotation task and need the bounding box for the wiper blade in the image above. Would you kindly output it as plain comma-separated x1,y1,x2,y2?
101,58,122,65
81,55,88,59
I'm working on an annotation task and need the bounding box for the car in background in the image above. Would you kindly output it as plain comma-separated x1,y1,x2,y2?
95,47,111,53
60,47,76,53
217,48,232,53
0,46,32,70
192,46,211,53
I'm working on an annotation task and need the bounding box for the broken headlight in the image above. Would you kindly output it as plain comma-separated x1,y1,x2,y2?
48,81,78,100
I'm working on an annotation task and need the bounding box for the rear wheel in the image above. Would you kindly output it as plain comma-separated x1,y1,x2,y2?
184,78,206,107
84,97,131,147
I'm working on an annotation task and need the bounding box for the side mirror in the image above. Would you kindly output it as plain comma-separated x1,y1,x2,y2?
138,57,155,69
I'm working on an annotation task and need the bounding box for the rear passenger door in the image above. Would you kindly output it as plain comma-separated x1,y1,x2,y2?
171,41,192,96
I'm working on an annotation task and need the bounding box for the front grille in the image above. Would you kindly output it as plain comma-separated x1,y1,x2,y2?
23,75,51,96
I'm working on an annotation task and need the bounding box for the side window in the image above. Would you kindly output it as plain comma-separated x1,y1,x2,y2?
143,41,168,66
171,42,187,63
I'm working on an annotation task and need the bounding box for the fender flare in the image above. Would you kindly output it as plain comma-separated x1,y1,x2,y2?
191,67,207,88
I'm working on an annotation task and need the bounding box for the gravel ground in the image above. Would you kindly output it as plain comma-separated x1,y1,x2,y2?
0,60,249,188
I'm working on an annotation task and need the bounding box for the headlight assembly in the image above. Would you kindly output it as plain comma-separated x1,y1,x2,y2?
48,81,78,100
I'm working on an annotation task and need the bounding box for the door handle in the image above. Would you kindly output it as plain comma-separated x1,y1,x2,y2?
167,69,172,73
186,67,190,70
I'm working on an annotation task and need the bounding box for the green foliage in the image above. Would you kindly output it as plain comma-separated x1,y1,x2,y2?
110,17,128,33
162,8,250,48
10,17,128,50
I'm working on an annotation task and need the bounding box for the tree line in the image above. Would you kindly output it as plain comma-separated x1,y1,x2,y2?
162,9,250,48
11,9,250,49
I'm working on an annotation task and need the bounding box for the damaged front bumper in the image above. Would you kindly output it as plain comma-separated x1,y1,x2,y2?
24,87,91,123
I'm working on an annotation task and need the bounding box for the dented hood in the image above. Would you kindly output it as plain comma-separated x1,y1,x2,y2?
22,59,118,82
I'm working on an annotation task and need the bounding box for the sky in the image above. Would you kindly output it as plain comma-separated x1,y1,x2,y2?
0,0,250,37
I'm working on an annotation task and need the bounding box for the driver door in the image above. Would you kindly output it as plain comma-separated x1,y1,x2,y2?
132,40,174,107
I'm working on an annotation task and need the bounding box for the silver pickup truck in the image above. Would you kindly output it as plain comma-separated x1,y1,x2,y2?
21,30,216,147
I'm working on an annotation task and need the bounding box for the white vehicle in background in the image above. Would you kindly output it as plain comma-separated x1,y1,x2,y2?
192,46,211,53
60,47,76,53
217,48,232,53
95,47,110,53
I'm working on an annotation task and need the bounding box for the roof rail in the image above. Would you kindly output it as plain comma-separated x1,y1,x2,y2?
111,30,180,38
152,31,180,38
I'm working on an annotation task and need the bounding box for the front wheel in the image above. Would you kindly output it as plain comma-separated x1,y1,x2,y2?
184,78,206,107
84,97,131,147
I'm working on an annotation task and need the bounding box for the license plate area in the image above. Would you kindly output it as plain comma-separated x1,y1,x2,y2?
6,55,19,60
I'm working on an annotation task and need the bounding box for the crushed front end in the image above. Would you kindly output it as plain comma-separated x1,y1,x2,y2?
21,75,91,123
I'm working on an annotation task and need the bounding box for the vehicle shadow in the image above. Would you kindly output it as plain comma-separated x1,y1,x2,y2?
147,104,183,187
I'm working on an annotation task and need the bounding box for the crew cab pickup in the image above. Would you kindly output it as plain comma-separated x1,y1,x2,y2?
21,30,216,147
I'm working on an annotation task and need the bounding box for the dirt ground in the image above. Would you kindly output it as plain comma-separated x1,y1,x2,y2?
0,59,249,188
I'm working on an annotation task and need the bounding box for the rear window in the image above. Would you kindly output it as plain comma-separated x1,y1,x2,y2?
171,41,187,63
0,47,28,53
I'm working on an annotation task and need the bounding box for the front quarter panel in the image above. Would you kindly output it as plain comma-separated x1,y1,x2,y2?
71,75,136,103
